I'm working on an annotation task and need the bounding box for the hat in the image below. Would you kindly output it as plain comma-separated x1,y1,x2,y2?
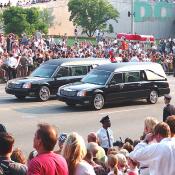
58,133,67,143
100,115,110,123
164,94,171,100
0,124,7,133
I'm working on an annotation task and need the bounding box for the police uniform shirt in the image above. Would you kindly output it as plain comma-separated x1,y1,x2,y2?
163,104,175,122
97,127,114,149
7,56,18,68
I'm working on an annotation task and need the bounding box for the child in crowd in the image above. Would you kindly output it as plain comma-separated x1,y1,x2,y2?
11,148,26,164
107,154,122,175
127,158,139,175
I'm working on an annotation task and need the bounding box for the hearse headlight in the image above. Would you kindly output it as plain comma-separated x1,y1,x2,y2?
22,82,31,89
77,90,87,97
6,81,10,87
57,87,61,95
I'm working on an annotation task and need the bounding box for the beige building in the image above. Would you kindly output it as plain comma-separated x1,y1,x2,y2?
30,0,75,36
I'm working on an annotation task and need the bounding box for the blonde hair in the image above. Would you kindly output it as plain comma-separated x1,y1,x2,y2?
107,154,118,175
144,117,158,134
61,132,87,175
116,153,127,169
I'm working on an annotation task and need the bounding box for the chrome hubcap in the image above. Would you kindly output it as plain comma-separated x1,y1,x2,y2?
40,87,50,101
94,94,104,110
150,91,157,103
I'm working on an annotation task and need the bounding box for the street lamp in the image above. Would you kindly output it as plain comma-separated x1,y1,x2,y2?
128,0,135,34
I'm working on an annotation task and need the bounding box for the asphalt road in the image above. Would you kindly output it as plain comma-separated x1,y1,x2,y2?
0,76,175,156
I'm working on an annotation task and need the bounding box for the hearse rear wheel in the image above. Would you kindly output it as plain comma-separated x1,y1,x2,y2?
92,94,104,110
38,86,50,101
147,90,158,104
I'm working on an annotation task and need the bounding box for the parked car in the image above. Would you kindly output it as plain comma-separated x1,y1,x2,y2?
57,62,170,110
5,58,109,101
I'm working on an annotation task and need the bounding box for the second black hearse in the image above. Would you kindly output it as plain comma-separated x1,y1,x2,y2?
57,62,170,110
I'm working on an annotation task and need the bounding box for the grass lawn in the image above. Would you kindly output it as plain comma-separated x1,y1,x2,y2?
54,37,97,46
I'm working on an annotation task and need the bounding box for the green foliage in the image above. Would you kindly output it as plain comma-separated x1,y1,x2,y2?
0,11,4,30
68,0,119,37
2,6,49,35
108,24,114,33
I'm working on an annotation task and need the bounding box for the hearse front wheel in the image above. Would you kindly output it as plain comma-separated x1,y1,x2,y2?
147,90,158,104
38,86,50,101
92,94,104,110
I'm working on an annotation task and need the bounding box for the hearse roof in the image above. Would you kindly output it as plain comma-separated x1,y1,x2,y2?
96,62,166,78
42,58,110,66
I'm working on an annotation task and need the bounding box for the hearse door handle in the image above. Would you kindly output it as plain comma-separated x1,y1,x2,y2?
138,83,142,87
119,84,124,89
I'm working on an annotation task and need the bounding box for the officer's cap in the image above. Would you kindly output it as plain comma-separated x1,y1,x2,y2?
100,115,110,123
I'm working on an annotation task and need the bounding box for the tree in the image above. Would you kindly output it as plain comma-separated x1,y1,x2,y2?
2,7,50,35
68,0,119,37
108,24,114,33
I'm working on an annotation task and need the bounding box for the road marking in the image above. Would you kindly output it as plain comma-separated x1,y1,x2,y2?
99,107,149,115
21,115,38,119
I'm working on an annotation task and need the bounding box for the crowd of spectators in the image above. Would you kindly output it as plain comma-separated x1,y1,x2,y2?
0,31,175,81
1,113,175,175
0,1,11,9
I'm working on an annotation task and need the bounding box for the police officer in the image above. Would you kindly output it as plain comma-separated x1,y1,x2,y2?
97,115,114,154
163,94,175,122
173,54,175,77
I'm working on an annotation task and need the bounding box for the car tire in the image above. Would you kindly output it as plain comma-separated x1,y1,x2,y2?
15,95,26,100
92,93,104,110
38,86,50,101
66,102,76,107
147,90,158,104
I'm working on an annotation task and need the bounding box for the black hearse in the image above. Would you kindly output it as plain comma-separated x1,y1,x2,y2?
5,58,109,101
57,62,170,110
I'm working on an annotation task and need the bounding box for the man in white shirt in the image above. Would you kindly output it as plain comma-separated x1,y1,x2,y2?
97,115,114,154
6,53,18,79
129,122,175,175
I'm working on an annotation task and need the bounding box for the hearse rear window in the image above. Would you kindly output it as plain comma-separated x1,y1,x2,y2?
125,72,140,82
70,66,88,76
145,70,166,80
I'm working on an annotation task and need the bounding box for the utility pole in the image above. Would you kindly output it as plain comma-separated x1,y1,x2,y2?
131,0,135,34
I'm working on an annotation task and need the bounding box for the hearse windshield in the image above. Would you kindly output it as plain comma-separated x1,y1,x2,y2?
81,69,111,85
30,64,58,78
